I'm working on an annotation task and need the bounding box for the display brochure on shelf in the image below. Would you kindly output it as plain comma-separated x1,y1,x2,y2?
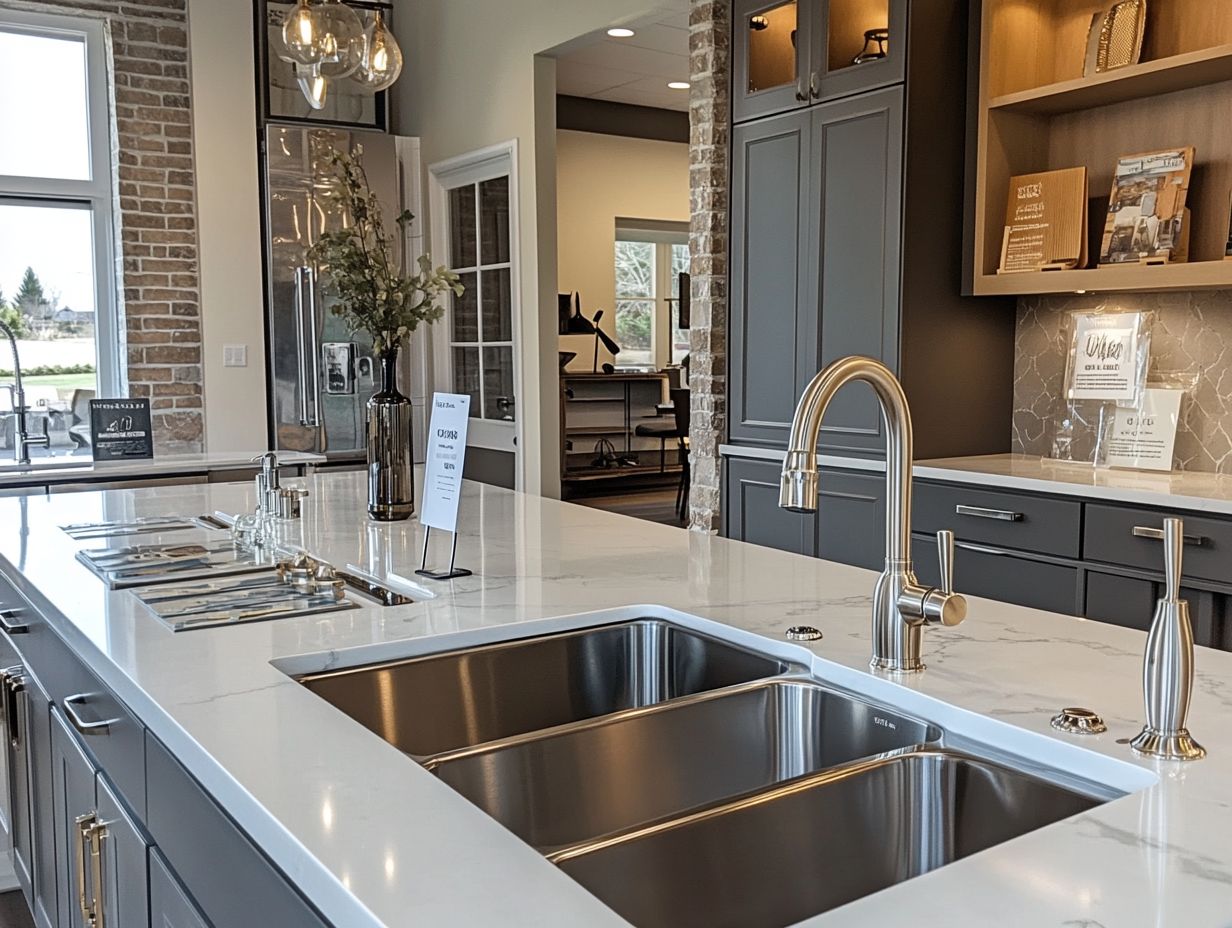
1067,311,1146,402
999,167,1089,273
1100,147,1194,265
1106,388,1184,471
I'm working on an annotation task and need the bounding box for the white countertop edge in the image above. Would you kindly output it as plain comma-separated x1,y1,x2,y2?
719,445,1232,515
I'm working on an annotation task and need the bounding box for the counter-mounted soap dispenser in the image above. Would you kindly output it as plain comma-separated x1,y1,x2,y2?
1130,517,1206,761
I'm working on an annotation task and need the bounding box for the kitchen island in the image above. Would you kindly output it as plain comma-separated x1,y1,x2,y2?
0,470,1231,926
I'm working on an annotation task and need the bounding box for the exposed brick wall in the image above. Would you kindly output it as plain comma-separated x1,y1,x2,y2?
2,0,203,451
687,0,729,532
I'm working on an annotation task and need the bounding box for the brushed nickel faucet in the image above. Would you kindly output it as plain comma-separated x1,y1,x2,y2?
0,320,50,465
1130,517,1205,761
779,356,966,672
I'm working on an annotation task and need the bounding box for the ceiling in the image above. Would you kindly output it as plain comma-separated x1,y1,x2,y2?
553,10,691,113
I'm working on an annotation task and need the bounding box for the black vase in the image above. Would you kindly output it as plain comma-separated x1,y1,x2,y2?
367,346,414,521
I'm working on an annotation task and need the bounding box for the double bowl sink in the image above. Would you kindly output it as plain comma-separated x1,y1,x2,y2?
296,619,1116,927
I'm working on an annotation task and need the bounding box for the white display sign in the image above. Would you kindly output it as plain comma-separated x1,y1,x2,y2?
1068,312,1144,402
419,393,471,532
1105,388,1183,471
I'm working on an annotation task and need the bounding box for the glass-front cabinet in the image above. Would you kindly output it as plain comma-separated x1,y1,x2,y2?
733,0,906,121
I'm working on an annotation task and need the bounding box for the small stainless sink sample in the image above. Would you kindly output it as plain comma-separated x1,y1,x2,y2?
430,679,937,852
553,749,1109,928
297,620,792,758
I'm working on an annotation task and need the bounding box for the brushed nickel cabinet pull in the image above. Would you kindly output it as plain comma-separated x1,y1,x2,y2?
63,694,120,737
795,77,808,101
1132,525,1205,546
0,610,28,634
91,820,107,928
955,504,1023,522
75,813,96,926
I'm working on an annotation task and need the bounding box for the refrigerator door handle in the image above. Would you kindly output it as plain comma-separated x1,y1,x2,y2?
305,266,323,427
293,267,312,426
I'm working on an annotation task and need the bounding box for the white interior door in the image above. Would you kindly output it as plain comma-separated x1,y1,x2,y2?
429,143,521,482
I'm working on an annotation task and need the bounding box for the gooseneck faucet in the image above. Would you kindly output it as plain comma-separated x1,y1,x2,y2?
0,321,50,465
779,356,966,672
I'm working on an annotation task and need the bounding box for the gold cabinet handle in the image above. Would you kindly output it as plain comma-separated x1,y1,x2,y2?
91,819,108,928
75,813,96,927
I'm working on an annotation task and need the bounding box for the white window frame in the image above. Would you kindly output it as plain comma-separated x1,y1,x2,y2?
0,10,120,396
427,140,524,487
615,220,689,370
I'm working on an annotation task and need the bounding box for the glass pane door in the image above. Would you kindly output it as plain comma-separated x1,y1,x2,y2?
446,176,515,424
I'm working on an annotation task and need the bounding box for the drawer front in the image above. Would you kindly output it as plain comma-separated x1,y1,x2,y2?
1,585,146,815
912,536,1081,616
1084,504,1232,584
914,482,1081,558
146,734,329,928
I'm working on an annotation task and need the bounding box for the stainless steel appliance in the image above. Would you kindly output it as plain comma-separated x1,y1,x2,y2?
263,125,400,461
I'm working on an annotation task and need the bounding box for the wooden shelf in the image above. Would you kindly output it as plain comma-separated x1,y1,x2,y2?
990,44,1232,116
975,260,1232,296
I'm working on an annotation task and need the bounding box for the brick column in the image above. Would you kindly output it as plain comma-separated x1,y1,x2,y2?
687,0,730,532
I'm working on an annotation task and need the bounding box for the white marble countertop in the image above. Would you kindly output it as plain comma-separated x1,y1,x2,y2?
721,444,1232,516
1,472,1232,926
0,450,326,489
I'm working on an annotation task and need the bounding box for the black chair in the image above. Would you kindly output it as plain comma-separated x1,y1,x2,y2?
671,388,690,521
634,407,681,473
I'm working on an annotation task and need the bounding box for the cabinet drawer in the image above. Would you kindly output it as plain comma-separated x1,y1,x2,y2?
913,482,1081,558
3,590,146,814
912,537,1081,617
1084,504,1232,584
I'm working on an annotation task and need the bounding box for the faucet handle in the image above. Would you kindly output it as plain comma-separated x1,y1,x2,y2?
920,530,966,627
937,530,956,596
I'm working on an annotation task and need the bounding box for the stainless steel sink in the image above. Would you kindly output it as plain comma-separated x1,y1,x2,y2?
297,620,794,759
430,679,938,853
553,749,1107,928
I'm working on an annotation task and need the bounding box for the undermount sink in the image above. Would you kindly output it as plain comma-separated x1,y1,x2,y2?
295,617,1126,927
553,749,1105,928
430,679,937,853
297,619,794,759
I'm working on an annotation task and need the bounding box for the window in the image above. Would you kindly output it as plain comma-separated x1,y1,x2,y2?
614,222,690,370
0,11,116,459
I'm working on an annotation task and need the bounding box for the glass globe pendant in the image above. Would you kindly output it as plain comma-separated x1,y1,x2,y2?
280,0,323,65
313,0,365,79
354,10,403,92
295,63,329,110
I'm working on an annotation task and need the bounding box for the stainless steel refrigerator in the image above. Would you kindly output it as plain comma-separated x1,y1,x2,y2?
263,124,401,461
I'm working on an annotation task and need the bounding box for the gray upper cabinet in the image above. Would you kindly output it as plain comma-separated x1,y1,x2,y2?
732,0,908,121
811,86,902,454
729,110,814,446
732,0,814,122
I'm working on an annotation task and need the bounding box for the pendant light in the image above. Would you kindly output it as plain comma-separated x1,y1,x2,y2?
354,10,403,91
281,0,323,65
278,1,404,108
312,0,365,79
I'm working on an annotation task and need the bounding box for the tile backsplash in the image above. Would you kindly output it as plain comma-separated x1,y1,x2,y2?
1013,290,1232,473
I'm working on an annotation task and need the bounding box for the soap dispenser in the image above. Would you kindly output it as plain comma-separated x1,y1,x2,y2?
1130,517,1205,761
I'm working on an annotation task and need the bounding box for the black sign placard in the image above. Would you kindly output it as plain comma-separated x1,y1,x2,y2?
89,399,154,461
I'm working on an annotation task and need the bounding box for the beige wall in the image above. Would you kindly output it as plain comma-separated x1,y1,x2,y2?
187,0,268,452
556,129,689,373
397,0,674,496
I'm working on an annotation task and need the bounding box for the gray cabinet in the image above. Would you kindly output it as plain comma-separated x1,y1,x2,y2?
26,671,56,928
810,86,902,454
732,0,909,121
729,110,814,447
96,775,150,928
725,457,816,557
912,536,1082,617
50,708,96,928
815,470,885,571
1084,570,1231,651
150,849,211,928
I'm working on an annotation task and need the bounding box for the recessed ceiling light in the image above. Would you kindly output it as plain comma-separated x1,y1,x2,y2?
668,81,690,90
607,27,635,38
